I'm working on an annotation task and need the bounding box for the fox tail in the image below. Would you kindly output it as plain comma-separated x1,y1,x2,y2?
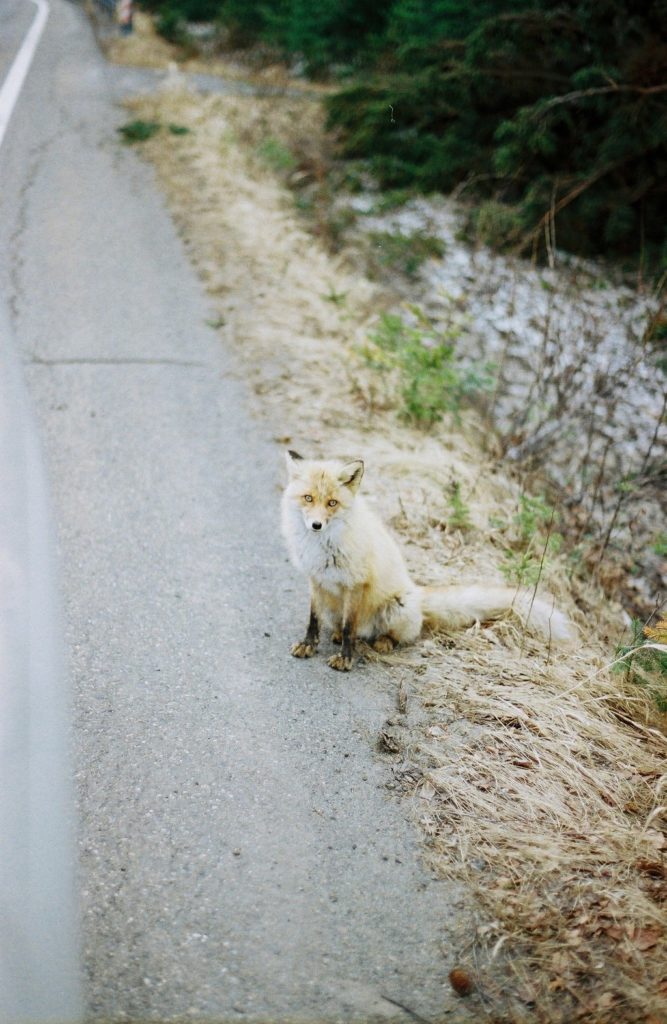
419,584,576,644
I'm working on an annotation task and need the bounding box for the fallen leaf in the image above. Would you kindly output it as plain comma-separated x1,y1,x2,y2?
631,927,662,951
636,860,667,879
449,968,473,996
377,729,402,754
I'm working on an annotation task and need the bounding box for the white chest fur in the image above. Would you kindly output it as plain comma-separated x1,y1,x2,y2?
283,506,354,592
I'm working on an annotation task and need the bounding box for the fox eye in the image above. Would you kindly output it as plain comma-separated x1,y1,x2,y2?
304,494,313,502
328,499,338,507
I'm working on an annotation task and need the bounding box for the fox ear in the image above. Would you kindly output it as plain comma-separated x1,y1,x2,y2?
338,460,364,493
285,449,304,477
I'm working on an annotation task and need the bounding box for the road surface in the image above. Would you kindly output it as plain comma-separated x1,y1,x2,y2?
0,2,472,1020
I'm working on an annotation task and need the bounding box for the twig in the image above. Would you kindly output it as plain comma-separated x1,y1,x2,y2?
575,437,612,545
486,329,512,437
380,994,433,1024
544,181,557,269
594,487,629,577
521,506,557,660
638,389,667,480
533,81,667,118
595,389,667,574
517,160,626,256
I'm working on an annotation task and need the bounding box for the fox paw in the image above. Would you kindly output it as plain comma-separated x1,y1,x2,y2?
328,653,353,672
291,641,317,658
372,635,396,654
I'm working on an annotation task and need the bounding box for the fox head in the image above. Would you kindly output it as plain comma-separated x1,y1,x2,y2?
284,450,364,533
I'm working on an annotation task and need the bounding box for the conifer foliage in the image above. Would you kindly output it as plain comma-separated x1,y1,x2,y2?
326,0,667,269
153,0,667,268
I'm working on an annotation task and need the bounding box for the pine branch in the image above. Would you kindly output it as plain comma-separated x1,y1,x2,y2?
533,81,667,118
517,159,628,255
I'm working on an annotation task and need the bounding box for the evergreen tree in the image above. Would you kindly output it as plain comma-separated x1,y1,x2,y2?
148,0,667,268
326,0,667,268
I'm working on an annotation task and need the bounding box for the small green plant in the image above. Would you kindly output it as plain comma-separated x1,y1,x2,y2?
565,543,587,579
499,494,563,587
368,231,445,278
501,550,543,588
360,310,491,427
652,532,667,557
168,124,191,136
472,201,524,252
321,285,348,306
365,189,415,214
514,494,559,545
447,482,472,530
615,619,667,712
256,137,296,174
294,193,314,215
155,6,193,48
322,207,357,250
117,120,161,143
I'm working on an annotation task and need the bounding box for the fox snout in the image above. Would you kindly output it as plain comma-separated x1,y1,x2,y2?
304,511,326,531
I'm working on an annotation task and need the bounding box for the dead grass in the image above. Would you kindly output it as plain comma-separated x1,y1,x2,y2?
100,10,182,70
410,638,666,1022
118,80,667,1024
101,10,330,93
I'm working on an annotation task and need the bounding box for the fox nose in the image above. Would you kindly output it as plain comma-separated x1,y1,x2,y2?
311,521,322,531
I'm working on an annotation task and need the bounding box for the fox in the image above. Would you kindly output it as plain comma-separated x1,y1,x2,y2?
281,450,575,671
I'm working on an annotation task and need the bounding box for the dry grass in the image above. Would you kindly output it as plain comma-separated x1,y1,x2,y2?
101,10,330,93
100,10,182,70
118,80,667,1023
409,639,666,1022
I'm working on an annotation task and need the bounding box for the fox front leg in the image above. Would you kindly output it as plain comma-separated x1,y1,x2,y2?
328,622,355,671
328,589,361,671
291,603,320,659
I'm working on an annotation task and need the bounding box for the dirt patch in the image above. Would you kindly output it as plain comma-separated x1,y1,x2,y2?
115,73,666,1024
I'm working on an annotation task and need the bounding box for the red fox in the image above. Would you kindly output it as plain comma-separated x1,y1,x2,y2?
281,451,575,671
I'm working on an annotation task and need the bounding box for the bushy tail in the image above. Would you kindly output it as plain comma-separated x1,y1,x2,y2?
419,584,576,644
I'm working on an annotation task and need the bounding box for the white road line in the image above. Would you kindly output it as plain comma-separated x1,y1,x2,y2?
0,0,50,150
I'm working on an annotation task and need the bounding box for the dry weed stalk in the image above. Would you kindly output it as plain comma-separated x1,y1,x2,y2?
487,286,666,613
413,633,666,1023
121,83,666,1023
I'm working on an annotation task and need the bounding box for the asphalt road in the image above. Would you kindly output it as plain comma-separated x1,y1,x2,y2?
0,0,35,79
0,3,472,1021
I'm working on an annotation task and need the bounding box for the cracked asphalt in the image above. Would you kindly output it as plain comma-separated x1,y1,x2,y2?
0,2,473,1021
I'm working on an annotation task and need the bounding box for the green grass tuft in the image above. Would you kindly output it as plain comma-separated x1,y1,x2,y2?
118,120,161,143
